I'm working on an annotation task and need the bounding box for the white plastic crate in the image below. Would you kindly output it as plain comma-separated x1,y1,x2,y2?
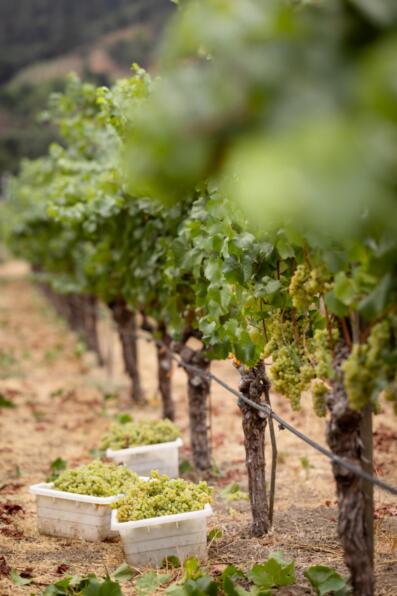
111,504,213,567
106,438,183,478
29,483,121,541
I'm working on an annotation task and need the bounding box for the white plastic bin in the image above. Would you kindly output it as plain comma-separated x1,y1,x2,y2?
106,438,183,478
30,483,121,541
111,504,213,567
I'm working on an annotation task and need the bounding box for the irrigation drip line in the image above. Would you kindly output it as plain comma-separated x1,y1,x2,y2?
135,330,397,497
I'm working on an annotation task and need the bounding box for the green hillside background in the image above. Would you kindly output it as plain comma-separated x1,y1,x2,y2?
0,0,174,175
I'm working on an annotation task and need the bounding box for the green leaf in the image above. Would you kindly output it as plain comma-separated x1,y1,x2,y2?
11,569,33,586
0,393,15,408
276,237,294,259
264,280,282,295
223,577,250,596
324,290,349,318
115,413,133,424
220,483,249,502
220,285,232,309
174,577,218,595
247,552,295,589
112,563,134,582
47,457,67,481
358,273,393,320
42,586,64,596
207,527,223,541
179,459,193,474
234,340,256,367
204,260,222,283
333,272,356,306
53,576,74,589
136,571,171,595
82,577,122,596
250,588,272,596
304,565,350,596
162,556,181,569
194,576,218,595
234,232,255,250
183,557,201,580
222,566,250,596
223,257,244,285
166,584,187,596
221,565,245,582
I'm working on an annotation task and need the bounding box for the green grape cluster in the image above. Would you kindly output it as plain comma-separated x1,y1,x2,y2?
311,380,328,417
53,461,139,497
267,347,314,409
312,328,337,380
100,419,180,450
289,264,329,311
342,319,397,411
264,313,314,409
113,471,213,522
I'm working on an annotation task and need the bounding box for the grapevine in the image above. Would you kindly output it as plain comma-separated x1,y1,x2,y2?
1,1,396,592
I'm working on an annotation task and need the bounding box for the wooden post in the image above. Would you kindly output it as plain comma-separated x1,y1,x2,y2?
360,404,374,565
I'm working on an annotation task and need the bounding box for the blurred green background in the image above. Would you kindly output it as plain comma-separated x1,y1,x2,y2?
0,0,174,176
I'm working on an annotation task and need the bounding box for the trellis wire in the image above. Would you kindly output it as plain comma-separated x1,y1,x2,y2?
136,331,397,497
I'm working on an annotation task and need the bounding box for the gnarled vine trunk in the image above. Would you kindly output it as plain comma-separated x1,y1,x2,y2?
79,295,103,365
177,341,211,471
109,298,144,404
156,323,175,421
35,277,103,365
64,294,83,333
326,343,374,596
235,360,269,536
64,294,103,365
38,281,69,321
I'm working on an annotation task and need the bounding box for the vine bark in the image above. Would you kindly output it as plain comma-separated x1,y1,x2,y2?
36,279,103,365
156,323,175,421
326,342,374,596
235,360,269,536
176,336,211,471
109,298,144,403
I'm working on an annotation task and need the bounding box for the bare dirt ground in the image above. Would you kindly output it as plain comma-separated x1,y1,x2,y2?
0,262,396,595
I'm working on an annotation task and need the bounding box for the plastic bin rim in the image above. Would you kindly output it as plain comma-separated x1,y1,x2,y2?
29,482,125,505
111,503,213,530
106,437,183,457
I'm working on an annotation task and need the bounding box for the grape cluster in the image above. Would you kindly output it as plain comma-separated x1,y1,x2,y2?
342,318,397,411
312,380,328,417
53,461,139,497
264,313,314,409
289,264,329,311
113,471,213,522
100,419,180,450
267,346,314,409
311,328,336,380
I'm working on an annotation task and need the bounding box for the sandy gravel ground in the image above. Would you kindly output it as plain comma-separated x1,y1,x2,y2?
0,262,396,595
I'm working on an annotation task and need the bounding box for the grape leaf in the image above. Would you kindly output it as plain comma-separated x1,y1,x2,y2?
0,394,15,409
112,563,133,582
304,565,350,595
10,569,33,586
247,552,295,588
136,571,171,595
